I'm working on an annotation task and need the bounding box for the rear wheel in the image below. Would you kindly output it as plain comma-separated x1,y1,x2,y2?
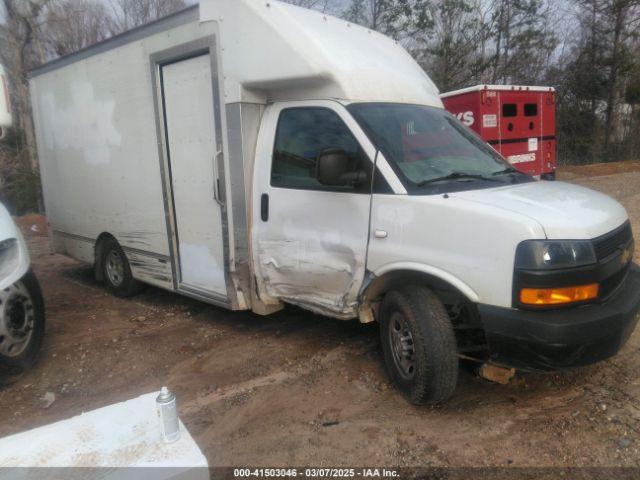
101,238,144,298
0,270,45,370
380,285,458,405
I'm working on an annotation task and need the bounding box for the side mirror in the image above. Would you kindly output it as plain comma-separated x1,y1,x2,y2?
315,148,367,187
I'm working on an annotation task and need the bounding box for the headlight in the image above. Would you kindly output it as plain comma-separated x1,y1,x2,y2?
0,238,19,279
515,240,597,270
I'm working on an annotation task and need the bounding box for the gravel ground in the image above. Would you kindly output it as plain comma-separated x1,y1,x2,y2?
0,163,639,469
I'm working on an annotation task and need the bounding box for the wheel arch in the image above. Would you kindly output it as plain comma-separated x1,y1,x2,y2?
358,263,479,323
94,232,119,282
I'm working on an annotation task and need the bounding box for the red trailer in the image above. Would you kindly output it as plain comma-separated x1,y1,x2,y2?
440,85,556,179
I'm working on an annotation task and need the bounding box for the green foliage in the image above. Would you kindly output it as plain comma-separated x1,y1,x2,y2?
342,0,433,41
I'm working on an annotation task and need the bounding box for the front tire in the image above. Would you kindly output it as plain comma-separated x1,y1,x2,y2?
101,238,144,298
380,286,458,405
0,270,45,370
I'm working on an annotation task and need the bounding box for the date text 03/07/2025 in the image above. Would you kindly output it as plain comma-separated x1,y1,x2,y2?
233,468,400,478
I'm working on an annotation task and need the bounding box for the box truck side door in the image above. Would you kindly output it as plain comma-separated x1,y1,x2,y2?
251,101,377,318
160,54,227,298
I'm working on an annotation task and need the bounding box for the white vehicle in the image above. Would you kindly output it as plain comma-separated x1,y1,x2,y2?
0,64,45,370
0,63,12,140
0,203,45,369
29,0,640,404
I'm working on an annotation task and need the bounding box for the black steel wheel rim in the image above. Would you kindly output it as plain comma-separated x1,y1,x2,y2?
389,312,416,380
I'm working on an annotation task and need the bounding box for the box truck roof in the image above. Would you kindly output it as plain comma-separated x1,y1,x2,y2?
30,0,441,107
0,64,12,132
200,0,441,105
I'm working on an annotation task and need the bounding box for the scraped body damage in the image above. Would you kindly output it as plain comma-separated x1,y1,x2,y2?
257,238,365,318
250,101,377,319
127,252,172,286
254,194,371,319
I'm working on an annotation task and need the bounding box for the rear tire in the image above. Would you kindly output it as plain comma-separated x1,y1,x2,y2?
380,285,458,405
0,270,45,370
101,238,144,298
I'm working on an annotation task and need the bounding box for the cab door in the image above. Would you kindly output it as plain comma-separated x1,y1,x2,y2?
251,101,378,318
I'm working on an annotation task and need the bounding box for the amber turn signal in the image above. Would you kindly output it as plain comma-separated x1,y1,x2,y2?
520,284,599,305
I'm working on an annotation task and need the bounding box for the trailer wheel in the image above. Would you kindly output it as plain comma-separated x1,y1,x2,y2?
0,270,45,370
379,285,458,405
101,238,144,298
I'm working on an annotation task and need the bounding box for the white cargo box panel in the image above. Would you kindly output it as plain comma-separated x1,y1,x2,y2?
0,392,208,479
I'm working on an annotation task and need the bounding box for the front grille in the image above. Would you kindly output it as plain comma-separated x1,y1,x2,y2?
593,222,633,261
599,263,630,300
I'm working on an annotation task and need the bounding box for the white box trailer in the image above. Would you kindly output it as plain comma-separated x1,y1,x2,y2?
30,0,640,404
0,63,12,139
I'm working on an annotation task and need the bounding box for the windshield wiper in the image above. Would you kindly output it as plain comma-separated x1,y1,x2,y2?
416,172,501,187
491,168,520,176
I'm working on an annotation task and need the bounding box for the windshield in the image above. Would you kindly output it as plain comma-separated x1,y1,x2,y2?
348,103,533,194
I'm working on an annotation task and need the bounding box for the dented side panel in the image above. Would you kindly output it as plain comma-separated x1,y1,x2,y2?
255,190,371,318
127,251,173,289
251,101,379,319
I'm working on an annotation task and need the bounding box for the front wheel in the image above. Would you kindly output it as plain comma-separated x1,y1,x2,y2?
0,270,46,370
380,285,458,405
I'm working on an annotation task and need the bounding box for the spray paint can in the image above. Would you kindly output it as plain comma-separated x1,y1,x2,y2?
156,386,180,444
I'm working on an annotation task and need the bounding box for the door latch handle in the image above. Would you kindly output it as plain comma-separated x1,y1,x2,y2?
374,230,388,239
212,150,225,207
261,194,269,222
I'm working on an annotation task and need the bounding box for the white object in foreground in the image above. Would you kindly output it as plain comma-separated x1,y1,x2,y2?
0,391,208,478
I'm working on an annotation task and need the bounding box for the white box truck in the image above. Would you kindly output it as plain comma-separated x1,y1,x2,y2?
30,0,640,404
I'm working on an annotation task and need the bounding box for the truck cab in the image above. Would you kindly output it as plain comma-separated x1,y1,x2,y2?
251,98,639,404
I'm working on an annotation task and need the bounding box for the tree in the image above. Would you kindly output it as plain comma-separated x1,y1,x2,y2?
600,0,640,157
0,0,51,172
281,0,338,12
106,0,187,34
0,0,189,213
44,0,111,57
416,0,483,91
554,0,609,164
490,0,558,84
553,0,640,163
342,0,433,41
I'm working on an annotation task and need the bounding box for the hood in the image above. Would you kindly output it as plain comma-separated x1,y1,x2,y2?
453,181,628,239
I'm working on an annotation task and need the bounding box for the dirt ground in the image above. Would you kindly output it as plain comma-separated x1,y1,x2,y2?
1,162,640,468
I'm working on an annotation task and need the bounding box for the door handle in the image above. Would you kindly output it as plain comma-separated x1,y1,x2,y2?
261,194,269,222
213,150,224,207
374,230,388,239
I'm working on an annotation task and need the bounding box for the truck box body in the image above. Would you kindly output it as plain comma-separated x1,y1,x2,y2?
441,85,556,177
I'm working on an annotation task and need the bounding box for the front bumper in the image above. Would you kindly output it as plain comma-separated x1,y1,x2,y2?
478,264,640,371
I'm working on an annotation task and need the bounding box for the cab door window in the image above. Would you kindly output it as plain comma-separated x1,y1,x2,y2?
271,107,373,193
